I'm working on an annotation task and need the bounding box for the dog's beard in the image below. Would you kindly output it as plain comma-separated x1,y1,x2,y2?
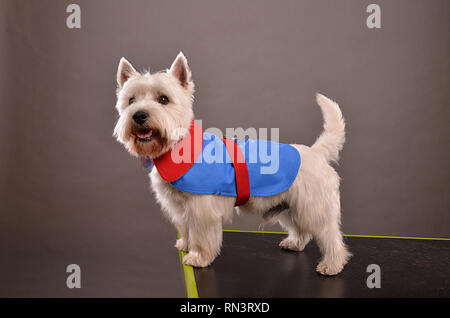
115,111,192,159
128,125,170,158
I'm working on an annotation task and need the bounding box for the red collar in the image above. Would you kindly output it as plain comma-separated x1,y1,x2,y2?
151,120,203,182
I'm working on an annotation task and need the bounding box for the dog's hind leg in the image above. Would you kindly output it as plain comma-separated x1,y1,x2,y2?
313,217,351,276
277,211,312,252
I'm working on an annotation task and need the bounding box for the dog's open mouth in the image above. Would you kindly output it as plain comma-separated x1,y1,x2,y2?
135,129,159,143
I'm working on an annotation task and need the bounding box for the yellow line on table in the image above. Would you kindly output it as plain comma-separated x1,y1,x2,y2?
223,229,450,240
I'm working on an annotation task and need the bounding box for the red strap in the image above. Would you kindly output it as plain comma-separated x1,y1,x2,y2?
222,138,250,206
152,121,203,182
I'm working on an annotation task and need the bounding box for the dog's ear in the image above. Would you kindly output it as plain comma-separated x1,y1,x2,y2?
117,57,138,89
169,52,191,88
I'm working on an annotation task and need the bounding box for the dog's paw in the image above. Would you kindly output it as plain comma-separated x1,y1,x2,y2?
183,252,211,268
175,238,188,252
279,234,311,252
316,261,344,276
279,237,302,251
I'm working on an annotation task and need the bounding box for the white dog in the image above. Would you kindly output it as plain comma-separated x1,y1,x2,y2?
113,52,351,275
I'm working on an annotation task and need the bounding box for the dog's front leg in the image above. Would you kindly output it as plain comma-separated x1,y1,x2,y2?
174,223,189,252
182,200,223,268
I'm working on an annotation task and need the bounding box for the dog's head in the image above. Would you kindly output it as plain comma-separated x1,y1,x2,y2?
113,52,195,158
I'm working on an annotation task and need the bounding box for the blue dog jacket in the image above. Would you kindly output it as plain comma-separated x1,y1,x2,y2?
145,121,301,206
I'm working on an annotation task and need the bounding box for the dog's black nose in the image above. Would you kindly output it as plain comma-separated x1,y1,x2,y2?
132,111,149,125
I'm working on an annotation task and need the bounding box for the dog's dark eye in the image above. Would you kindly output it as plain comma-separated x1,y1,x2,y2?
129,97,136,104
157,95,169,105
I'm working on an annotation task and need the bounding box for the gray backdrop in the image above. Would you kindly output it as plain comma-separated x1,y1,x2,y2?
1,0,449,297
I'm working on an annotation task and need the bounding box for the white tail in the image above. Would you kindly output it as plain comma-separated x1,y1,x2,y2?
312,93,345,163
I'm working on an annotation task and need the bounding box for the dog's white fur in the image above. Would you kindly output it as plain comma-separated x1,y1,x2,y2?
114,52,351,275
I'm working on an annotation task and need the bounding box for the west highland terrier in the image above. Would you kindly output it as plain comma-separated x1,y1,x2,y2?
113,52,351,275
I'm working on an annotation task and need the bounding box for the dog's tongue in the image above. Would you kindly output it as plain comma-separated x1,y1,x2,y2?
137,130,152,139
